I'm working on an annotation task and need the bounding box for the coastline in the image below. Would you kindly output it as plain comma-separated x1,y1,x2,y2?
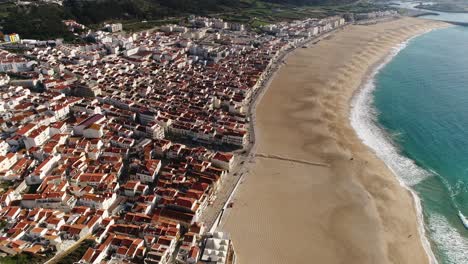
223,17,449,264
352,26,468,264
415,5,468,14
349,29,441,264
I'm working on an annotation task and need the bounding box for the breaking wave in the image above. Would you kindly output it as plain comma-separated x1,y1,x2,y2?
428,213,468,264
350,38,434,187
349,35,438,263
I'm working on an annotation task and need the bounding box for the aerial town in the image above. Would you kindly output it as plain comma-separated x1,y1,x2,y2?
0,11,395,264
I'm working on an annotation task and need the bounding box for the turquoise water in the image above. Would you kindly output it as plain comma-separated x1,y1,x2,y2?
372,27,468,263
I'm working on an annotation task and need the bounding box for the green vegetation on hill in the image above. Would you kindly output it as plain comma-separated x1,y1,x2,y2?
64,0,167,25
2,3,75,40
0,252,52,264
0,0,393,39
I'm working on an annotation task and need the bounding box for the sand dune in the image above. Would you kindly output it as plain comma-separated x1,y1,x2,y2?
222,18,448,264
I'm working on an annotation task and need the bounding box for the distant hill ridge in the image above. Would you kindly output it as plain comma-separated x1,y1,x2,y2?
1,0,360,40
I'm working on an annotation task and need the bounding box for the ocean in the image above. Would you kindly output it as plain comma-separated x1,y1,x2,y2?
351,26,468,263
396,1,468,23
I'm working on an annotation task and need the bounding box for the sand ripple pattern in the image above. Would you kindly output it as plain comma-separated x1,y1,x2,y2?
223,18,449,264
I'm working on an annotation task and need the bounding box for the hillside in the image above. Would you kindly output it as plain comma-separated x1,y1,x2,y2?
0,0,389,40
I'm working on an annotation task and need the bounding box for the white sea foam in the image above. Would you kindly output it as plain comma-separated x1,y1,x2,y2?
349,32,439,263
350,38,434,187
458,211,468,230
429,213,468,264
349,27,468,264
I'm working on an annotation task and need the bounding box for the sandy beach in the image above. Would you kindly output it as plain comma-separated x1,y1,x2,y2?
222,17,449,264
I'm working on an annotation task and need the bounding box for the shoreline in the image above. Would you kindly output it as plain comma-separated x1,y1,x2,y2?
222,18,450,263
349,28,442,264
415,5,468,14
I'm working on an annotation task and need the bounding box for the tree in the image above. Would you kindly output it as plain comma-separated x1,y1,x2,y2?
3,4,75,40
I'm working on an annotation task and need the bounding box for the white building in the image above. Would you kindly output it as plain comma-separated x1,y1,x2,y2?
211,152,234,171
221,131,247,147
77,193,117,210
26,154,61,184
229,23,244,31
200,232,236,264
83,124,104,139
24,125,50,150
106,23,123,33
147,123,165,139
212,19,228,29
0,49,35,72
137,159,161,183
161,25,174,32
73,114,106,136
0,140,9,156
0,153,17,172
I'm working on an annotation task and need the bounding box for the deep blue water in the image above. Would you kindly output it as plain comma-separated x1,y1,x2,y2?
373,26,468,263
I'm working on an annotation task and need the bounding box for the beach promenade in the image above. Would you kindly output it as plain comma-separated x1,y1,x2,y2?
198,26,348,231
222,17,448,264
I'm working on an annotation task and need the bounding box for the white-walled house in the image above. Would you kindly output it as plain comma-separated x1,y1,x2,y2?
137,159,161,183
26,154,61,184
0,153,18,172
23,125,50,150
211,152,235,171
83,124,104,139
77,193,117,210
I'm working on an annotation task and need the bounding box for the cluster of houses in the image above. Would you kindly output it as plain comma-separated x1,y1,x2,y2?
262,16,345,38
0,14,349,263
354,10,399,21
0,49,35,73
0,82,236,263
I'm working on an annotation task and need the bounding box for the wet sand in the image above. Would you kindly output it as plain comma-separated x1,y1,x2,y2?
222,17,449,264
